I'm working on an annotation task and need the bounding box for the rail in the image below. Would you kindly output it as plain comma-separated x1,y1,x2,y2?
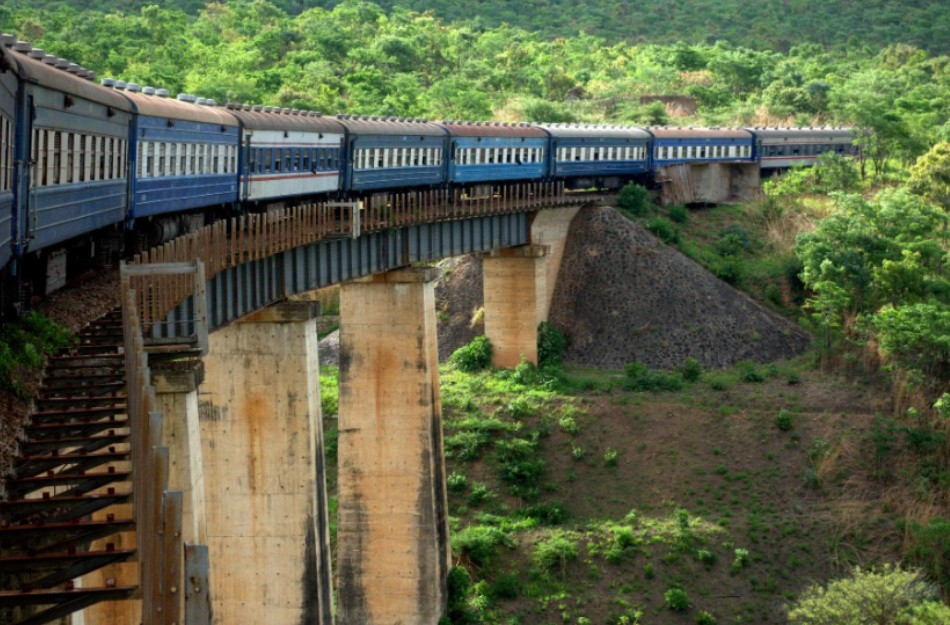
125,181,574,336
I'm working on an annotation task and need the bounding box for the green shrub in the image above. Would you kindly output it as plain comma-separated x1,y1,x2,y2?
668,204,689,224
664,587,690,611
558,415,578,435
519,501,567,525
736,360,764,382
495,437,545,486
696,611,718,625
533,532,579,575
730,548,750,574
467,482,494,507
450,336,493,372
507,396,533,418
712,256,745,286
447,472,468,493
624,362,684,392
681,357,702,382
446,566,476,623
696,549,717,567
788,564,945,624
617,183,652,217
489,572,521,600
452,525,513,566
571,445,586,461
644,563,655,579
445,430,492,460
538,321,568,367
603,448,619,467
0,312,74,396
646,217,680,244
774,409,794,432
715,226,751,256
904,517,950,592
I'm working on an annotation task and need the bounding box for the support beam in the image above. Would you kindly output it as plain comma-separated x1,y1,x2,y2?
482,206,583,369
198,301,333,625
337,268,450,625
482,245,549,369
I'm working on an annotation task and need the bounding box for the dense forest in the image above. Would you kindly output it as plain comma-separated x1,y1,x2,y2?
1,0,948,160
6,0,949,54
0,1,948,622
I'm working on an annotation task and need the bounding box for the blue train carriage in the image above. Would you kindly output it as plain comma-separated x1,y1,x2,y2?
649,127,755,168
114,85,240,235
539,123,651,189
439,121,548,185
227,105,345,205
748,127,857,170
0,37,18,276
5,40,132,296
336,116,447,193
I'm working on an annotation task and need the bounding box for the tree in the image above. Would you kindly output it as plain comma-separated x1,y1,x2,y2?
908,142,950,225
787,564,947,625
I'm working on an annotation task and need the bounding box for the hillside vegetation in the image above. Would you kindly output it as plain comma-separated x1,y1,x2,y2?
8,0,949,54
1,1,947,165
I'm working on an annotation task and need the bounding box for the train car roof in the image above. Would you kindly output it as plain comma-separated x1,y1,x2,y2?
225,105,346,133
438,121,548,138
537,123,651,139
745,127,854,139
333,115,447,136
648,127,752,139
3,40,132,112
119,90,239,126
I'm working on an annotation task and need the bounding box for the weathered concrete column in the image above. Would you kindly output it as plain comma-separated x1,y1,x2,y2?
337,267,451,625
152,364,207,545
482,245,549,368
483,206,583,368
198,301,333,625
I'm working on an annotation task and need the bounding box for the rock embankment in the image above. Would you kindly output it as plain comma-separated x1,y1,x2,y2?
433,205,810,369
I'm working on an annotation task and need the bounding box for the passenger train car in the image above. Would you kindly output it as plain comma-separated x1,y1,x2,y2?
749,127,857,170
228,105,344,204
443,121,548,185
540,124,651,189
650,127,755,167
337,116,445,193
0,35,859,313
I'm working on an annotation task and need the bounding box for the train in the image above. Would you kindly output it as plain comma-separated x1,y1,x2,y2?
0,36,859,314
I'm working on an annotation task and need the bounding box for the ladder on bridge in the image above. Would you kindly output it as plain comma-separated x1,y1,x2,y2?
0,260,212,625
0,309,138,624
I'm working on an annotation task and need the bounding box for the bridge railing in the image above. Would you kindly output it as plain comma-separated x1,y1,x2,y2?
126,180,574,336
120,271,211,625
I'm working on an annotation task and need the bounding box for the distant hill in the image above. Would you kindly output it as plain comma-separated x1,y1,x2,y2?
5,0,948,54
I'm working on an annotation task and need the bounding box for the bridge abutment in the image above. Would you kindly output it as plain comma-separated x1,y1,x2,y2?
336,267,451,625
198,301,334,625
483,206,583,368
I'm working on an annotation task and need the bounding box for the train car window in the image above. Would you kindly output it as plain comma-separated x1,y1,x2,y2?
158,142,167,178
146,137,155,180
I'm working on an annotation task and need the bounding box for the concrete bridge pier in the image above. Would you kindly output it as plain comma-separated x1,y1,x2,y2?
198,302,334,625
336,267,451,625
483,206,583,368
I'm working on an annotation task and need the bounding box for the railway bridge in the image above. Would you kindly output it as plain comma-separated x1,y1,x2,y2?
1,182,592,625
